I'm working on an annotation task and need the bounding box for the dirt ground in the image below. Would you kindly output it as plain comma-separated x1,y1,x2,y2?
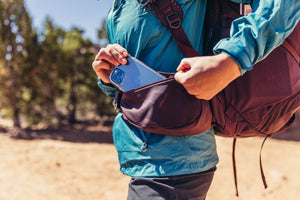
0,117,299,200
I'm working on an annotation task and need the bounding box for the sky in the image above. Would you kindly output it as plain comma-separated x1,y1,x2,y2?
24,0,114,43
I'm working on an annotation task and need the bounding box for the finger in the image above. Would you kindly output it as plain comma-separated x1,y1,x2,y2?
92,66,112,84
95,48,121,66
113,44,128,57
98,69,112,84
106,44,128,65
95,44,128,66
174,69,193,85
92,60,113,71
176,60,191,72
110,48,128,65
174,71,184,83
174,73,191,95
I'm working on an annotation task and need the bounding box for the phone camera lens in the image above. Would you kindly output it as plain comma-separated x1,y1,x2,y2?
117,71,122,76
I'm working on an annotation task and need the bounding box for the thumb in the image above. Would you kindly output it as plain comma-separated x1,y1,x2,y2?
174,70,187,84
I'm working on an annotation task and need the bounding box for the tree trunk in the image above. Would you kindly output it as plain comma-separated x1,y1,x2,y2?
68,82,77,124
12,105,20,128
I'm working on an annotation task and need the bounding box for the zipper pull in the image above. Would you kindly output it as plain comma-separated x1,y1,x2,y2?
140,141,149,151
140,134,152,151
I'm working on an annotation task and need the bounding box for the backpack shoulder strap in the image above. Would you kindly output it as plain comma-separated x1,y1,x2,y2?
138,0,199,57
281,23,300,64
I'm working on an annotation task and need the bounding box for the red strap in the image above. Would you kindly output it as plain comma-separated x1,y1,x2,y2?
281,23,300,64
232,138,239,197
145,0,199,57
282,40,300,64
233,136,269,197
259,136,269,189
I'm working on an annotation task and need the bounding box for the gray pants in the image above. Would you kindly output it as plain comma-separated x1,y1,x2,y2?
127,167,216,200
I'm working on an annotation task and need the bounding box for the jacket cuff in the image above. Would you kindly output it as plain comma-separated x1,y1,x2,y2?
213,39,253,75
97,78,119,98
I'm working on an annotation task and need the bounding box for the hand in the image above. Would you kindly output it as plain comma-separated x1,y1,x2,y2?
174,53,241,100
92,44,128,83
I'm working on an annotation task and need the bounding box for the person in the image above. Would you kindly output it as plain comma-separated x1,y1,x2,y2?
92,0,300,199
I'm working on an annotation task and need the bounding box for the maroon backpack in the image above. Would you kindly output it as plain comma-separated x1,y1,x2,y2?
116,0,300,138
114,0,300,196
204,0,300,138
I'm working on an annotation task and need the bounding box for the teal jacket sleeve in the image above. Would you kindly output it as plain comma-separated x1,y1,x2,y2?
97,78,119,98
214,0,300,74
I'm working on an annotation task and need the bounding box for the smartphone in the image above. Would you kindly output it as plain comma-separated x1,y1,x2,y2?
109,56,165,92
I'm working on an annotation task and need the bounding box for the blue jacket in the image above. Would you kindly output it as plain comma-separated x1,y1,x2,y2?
99,0,300,177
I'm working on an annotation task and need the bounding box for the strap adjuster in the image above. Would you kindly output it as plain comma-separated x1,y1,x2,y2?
166,12,181,29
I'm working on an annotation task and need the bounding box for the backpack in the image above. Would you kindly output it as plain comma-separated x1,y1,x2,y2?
114,0,300,196
117,0,300,138
203,0,300,138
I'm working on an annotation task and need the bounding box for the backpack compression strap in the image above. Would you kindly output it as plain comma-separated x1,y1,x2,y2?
232,136,270,197
137,0,199,57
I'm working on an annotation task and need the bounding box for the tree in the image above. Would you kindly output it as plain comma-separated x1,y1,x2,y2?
0,7,116,129
0,0,39,128
35,17,67,125
62,25,116,123
61,27,95,123
37,19,115,125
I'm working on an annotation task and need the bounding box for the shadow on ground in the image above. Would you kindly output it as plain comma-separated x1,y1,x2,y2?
0,111,299,143
0,121,114,144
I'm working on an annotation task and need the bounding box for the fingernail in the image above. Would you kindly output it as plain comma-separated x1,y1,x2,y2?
122,51,128,56
121,58,127,64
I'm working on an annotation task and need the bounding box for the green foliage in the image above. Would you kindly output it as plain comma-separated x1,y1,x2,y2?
0,0,38,127
0,0,115,127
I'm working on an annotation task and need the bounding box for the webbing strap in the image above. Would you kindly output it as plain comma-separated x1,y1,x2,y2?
140,0,199,57
282,39,300,64
232,138,239,196
259,136,270,189
232,137,269,197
